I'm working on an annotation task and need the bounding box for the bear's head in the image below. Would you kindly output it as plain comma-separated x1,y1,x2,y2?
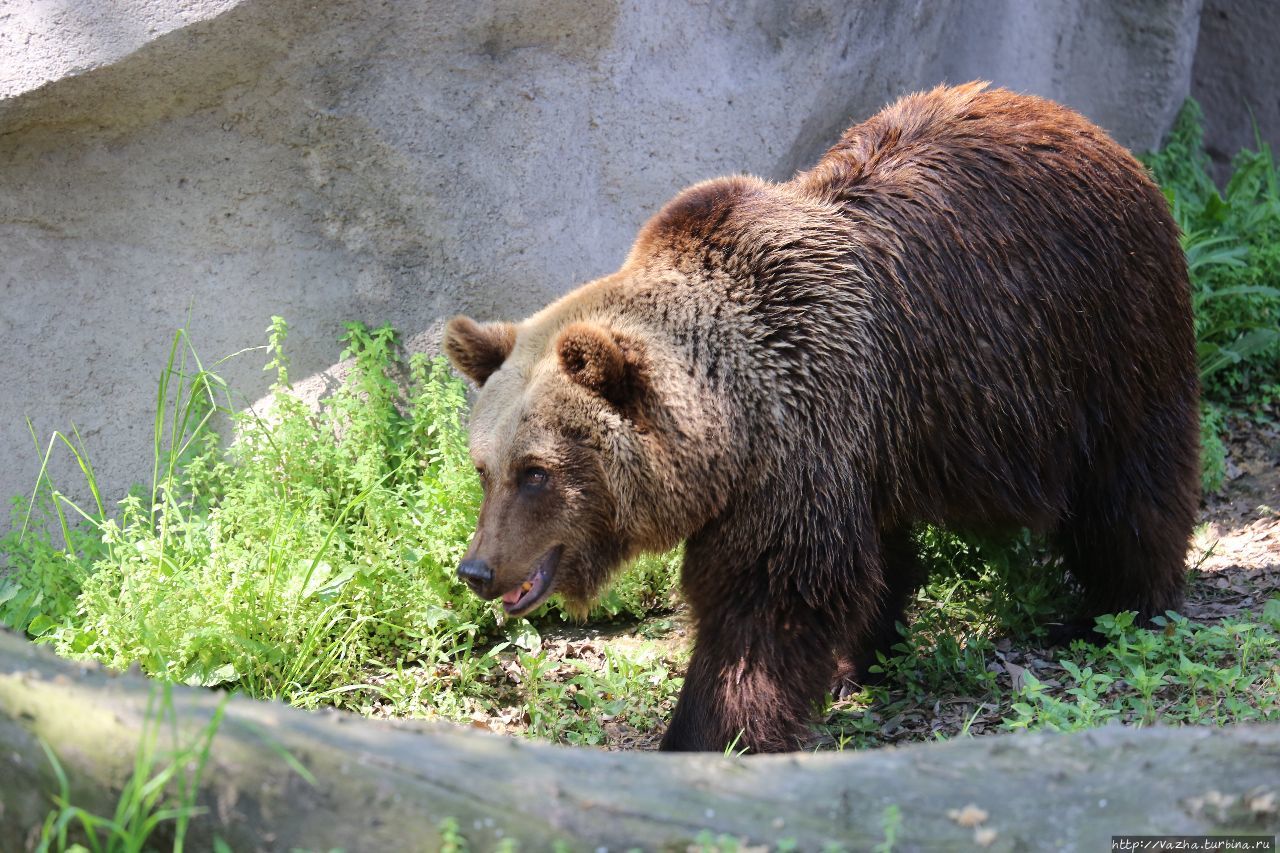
443,311,689,618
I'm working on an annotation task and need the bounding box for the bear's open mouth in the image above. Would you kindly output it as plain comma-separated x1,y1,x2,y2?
500,545,562,617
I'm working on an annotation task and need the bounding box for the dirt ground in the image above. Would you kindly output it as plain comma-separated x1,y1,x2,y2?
454,410,1280,750
1186,412,1280,623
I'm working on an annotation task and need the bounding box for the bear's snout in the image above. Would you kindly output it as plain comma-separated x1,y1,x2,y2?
456,558,495,596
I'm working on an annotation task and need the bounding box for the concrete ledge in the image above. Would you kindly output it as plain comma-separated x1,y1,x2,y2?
2,629,1278,850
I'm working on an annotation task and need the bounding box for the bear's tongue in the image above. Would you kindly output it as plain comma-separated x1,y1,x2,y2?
501,546,561,614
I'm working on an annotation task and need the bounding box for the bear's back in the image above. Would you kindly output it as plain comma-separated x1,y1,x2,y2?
781,83,1195,526
615,83,1195,528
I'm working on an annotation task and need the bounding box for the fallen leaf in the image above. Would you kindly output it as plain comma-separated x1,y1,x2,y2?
947,804,989,827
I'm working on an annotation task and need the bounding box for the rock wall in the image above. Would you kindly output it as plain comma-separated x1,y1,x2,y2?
1192,0,1280,182
0,0,1255,519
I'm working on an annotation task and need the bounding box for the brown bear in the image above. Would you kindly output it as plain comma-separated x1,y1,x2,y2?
443,82,1199,753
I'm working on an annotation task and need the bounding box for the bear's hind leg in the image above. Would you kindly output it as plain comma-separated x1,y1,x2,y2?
1056,412,1197,624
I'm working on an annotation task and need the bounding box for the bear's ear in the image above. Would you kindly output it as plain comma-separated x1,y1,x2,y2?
443,316,516,386
556,322,642,406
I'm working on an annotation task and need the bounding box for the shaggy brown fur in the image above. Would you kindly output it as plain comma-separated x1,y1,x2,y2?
444,83,1199,753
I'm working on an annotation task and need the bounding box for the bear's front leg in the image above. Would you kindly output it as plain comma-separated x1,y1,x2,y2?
659,604,836,753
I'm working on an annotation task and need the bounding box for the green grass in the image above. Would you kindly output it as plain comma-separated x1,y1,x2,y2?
0,318,680,728
37,684,230,853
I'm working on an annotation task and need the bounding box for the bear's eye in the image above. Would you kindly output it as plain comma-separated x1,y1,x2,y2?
519,467,550,494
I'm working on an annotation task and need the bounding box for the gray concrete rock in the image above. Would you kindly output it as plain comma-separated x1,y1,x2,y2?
0,0,1220,519
938,0,1203,157
0,0,241,100
1192,0,1280,182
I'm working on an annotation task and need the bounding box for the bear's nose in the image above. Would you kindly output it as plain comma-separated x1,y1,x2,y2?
456,558,494,595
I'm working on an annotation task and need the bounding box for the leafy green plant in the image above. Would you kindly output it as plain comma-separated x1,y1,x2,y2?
1199,401,1230,494
913,527,1070,640
438,817,470,853
514,640,684,746
1007,611,1280,731
1144,100,1280,398
825,516,1279,748
821,526,1071,749
829,599,1280,749
1141,99,1280,492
